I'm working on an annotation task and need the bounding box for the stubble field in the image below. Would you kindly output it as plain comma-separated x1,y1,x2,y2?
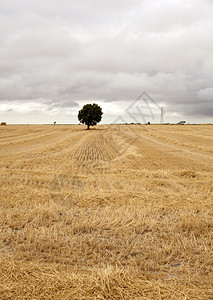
0,124,213,299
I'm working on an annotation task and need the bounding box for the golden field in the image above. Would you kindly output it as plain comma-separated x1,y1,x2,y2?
0,124,212,299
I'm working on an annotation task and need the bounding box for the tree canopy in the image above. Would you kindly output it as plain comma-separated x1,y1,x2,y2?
78,103,103,130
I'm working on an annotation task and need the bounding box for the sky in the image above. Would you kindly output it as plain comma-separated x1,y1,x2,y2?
0,0,213,124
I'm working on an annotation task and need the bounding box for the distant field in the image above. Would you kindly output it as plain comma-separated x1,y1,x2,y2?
0,124,212,299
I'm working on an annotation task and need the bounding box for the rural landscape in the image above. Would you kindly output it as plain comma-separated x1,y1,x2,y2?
0,123,212,299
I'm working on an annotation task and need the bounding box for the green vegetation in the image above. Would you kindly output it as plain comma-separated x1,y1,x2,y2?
78,103,103,130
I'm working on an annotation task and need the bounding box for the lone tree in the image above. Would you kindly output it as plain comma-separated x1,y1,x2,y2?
78,103,103,130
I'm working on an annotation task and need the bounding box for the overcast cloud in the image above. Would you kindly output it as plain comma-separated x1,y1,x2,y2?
0,0,213,123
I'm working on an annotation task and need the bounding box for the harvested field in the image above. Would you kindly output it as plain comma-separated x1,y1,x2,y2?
0,124,213,299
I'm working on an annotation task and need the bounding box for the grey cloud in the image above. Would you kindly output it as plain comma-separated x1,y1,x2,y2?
50,100,79,109
0,0,213,122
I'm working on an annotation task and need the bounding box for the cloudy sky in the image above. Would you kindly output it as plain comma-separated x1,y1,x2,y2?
0,0,213,124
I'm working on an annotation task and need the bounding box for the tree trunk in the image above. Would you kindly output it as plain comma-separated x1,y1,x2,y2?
87,124,90,130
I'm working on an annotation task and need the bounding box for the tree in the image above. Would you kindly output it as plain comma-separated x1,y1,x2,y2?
78,103,103,130
177,121,186,125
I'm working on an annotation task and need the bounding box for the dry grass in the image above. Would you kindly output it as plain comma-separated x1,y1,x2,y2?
0,124,213,299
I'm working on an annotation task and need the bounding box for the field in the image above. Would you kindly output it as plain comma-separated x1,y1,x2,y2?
0,124,212,299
